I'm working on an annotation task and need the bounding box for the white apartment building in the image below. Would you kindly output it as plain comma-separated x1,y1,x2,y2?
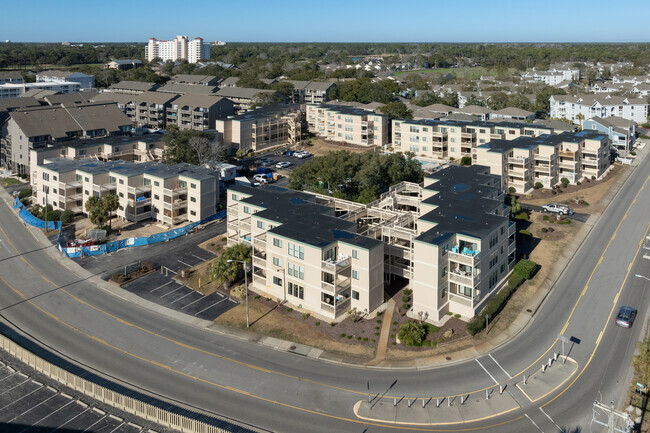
0,81,81,99
226,164,515,323
36,70,95,89
306,104,389,147
550,94,648,125
145,36,211,64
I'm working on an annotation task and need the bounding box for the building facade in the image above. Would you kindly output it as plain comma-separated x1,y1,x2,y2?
226,164,515,323
306,104,389,147
583,116,635,153
145,36,211,64
550,94,648,125
36,70,95,90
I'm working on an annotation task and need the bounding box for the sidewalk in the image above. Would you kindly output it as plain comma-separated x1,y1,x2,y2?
368,299,396,365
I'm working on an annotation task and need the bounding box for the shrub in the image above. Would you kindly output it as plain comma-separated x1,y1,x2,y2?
583,201,589,206
391,342,397,345
508,187,516,194
302,313,310,319
552,191,557,195
60,209,74,224
515,212,529,220
397,321,427,346
513,259,537,280
576,181,581,185
286,307,293,312
403,288,412,296
454,314,461,318
466,281,519,336
18,187,32,200
392,320,398,325
541,227,548,233
460,156,472,166
630,150,637,156
314,321,320,326
423,323,440,334
519,229,532,237
402,295,410,303
402,303,410,310
340,333,346,338
508,272,525,289
543,215,550,221
557,219,571,224
375,326,380,330
560,177,569,188
374,331,380,335
371,339,375,343
591,175,596,180
362,337,368,342
376,311,383,316
347,335,353,339
356,336,361,340
446,311,453,316
423,340,432,347
254,295,261,299
376,319,382,323
534,182,543,189
330,322,336,327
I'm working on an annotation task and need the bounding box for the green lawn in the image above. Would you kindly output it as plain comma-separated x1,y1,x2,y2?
0,178,22,187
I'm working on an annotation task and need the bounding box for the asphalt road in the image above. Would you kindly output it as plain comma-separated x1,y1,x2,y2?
0,152,648,433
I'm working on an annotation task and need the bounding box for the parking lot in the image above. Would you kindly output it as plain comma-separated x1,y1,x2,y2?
0,360,150,433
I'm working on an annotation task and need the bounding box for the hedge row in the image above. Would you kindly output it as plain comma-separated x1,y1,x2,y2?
466,259,537,336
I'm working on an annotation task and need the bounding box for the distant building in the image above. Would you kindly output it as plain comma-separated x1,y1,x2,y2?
550,94,648,125
583,116,636,153
107,81,160,95
214,87,286,113
281,80,335,104
145,36,211,64
0,71,23,85
0,81,82,99
104,59,143,71
171,74,220,86
36,70,95,90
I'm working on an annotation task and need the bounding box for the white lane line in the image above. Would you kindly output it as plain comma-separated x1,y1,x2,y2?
177,260,192,267
524,413,545,432
191,254,207,262
171,290,196,304
475,358,499,385
539,407,563,432
149,281,173,293
181,294,206,309
195,297,228,315
489,353,512,379
160,285,186,298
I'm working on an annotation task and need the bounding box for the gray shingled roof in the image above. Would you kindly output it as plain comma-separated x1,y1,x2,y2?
109,81,158,92
157,83,218,95
172,94,225,108
215,87,277,99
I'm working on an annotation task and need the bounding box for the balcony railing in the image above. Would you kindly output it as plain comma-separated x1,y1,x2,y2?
448,248,480,266
321,278,351,295
508,157,529,165
559,150,577,158
448,271,477,287
322,256,350,272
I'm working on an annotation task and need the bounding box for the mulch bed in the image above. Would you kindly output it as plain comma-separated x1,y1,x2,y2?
110,262,155,285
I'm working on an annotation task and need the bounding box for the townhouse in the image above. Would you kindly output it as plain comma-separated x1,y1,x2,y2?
226,164,514,322
167,94,234,131
0,71,23,85
127,91,179,130
306,104,389,147
108,81,160,95
282,80,335,104
489,107,535,122
34,158,219,225
550,94,648,125
1,102,132,174
171,74,220,86
475,131,610,193
392,118,552,161
583,116,636,153
215,104,303,154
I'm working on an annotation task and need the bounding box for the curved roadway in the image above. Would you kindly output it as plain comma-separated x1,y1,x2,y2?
0,154,649,433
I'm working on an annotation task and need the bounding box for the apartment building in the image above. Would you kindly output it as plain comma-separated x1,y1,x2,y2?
475,130,610,192
0,71,24,85
36,70,95,89
1,102,132,173
171,74,220,86
214,87,285,113
215,104,302,154
145,36,211,64
0,97,41,124
167,94,234,131
393,118,552,161
0,81,82,99
104,59,143,71
127,92,179,129
550,94,648,125
282,80,335,104
489,107,535,122
306,104,389,147
34,158,219,225
226,164,514,322
583,116,636,153
108,81,160,95
157,83,218,95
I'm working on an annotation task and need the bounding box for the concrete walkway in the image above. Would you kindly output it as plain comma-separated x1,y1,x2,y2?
369,298,396,364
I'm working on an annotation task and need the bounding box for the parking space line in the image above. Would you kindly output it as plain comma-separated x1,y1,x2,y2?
181,294,206,309
0,370,18,383
177,259,192,267
191,254,207,262
8,390,58,422
0,377,30,396
149,281,173,293
160,285,186,298
109,422,125,433
475,358,499,385
24,399,76,431
51,406,90,432
195,297,228,316
171,290,197,304
0,384,44,410
82,413,108,432
489,354,512,379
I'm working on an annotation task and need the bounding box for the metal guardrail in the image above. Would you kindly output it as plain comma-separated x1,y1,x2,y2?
0,333,263,433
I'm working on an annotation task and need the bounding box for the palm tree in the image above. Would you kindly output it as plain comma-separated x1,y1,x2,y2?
210,243,252,289
102,193,120,230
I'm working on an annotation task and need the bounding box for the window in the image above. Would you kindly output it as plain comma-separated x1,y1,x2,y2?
288,282,304,299
288,243,304,259
190,210,196,216
500,263,506,273
352,290,359,300
460,285,473,297
119,192,124,198
344,116,353,123
232,193,238,200
109,176,116,184
450,138,457,143
84,190,89,196
119,179,124,185
154,194,160,200
243,206,251,214
345,125,354,132
76,174,82,182
422,127,428,132
190,197,196,202
84,177,90,182
42,172,49,181
352,270,360,280
179,180,187,188
287,263,304,280
441,266,447,277
422,137,428,142
144,178,151,186
441,285,447,298
409,135,419,142
345,134,353,141
409,126,420,133
422,146,428,151
409,145,419,152
257,220,266,229
489,272,498,289
273,238,282,248
273,276,283,286
273,257,283,267
352,249,359,259
190,183,196,189
154,181,160,187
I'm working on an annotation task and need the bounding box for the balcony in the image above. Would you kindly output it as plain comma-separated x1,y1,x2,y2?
508,221,516,237
240,217,251,231
252,255,266,268
534,154,555,162
322,256,351,272
448,245,480,266
321,277,351,295
559,150,578,158
508,157,529,165
253,233,266,249
508,166,530,177
559,160,579,170
508,239,516,255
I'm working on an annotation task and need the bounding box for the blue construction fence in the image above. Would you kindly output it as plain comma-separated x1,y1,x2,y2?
60,210,227,258
13,197,61,231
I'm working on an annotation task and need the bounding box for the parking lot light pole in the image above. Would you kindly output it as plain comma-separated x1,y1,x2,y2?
228,259,249,327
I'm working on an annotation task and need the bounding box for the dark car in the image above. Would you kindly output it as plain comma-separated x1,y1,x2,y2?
616,306,637,328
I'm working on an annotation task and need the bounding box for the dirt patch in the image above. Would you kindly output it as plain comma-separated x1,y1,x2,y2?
197,235,227,255
520,163,627,212
305,138,379,157
110,262,155,285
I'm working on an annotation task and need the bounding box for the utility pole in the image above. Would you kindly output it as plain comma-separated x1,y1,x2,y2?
592,400,634,433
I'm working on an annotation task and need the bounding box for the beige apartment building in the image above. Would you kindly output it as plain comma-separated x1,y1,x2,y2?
215,104,303,154
475,130,610,193
34,158,219,226
226,164,515,323
393,119,552,162
167,94,234,131
306,104,389,147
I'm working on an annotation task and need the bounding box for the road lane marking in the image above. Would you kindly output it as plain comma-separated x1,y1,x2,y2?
489,354,512,379
539,407,563,432
149,281,172,293
524,413,544,432
475,359,499,385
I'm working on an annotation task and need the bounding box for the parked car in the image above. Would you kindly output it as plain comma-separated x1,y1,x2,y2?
253,174,269,184
616,306,637,328
275,161,292,169
283,150,295,156
542,203,573,215
295,151,312,159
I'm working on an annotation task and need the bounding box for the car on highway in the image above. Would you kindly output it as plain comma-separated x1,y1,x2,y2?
275,161,292,169
542,203,573,215
615,306,637,328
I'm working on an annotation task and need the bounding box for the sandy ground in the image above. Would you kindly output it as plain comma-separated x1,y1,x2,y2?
72,216,172,241
305,138,379,157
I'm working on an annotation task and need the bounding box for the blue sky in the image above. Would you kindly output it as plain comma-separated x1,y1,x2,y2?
2,0,649,43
